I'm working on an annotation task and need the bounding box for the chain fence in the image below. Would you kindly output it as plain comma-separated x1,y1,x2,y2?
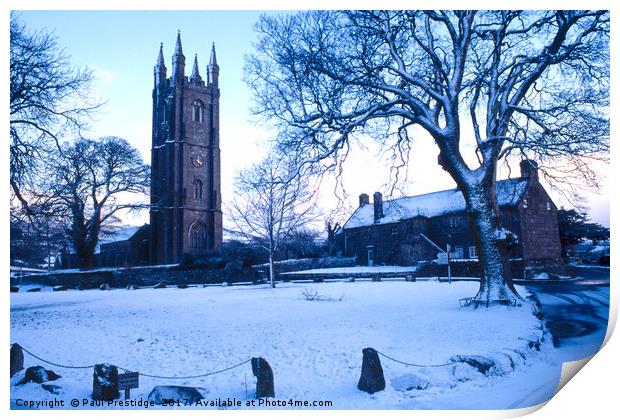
18,344,251,379
375,349,460,368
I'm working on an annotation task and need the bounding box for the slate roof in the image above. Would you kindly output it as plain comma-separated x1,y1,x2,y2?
343,178,529,229
99,226,144,244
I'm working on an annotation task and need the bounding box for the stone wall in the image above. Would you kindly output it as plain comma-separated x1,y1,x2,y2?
14,264,259,289
253,257,357,275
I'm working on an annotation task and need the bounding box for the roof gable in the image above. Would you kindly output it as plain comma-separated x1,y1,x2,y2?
343,178,528,229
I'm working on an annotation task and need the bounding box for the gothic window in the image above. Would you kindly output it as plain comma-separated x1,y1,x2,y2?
193,179,203,200
189,222,207,250
192,99,204,123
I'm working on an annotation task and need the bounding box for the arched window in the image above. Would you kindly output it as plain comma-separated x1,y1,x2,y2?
193,179,203,200
192,99,204,122
189,222,207,250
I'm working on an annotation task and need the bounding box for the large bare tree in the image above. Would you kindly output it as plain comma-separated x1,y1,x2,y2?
245,10,609,305
44,137,150,268
228,154,318,288
10,13,101,213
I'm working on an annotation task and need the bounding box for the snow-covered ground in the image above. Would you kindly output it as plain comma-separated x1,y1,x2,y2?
11,281,559,409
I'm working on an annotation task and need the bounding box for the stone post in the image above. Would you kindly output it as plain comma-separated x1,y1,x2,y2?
251,357,275,398
357,347,385,394
10,343,24,378
92,364,119,400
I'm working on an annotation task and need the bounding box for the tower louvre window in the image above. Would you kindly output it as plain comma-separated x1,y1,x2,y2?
192,99,204,122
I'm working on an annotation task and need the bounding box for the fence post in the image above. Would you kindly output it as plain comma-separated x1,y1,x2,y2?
10,343,24,378
92,364,119,400
251,357,275,398
357,347,385,394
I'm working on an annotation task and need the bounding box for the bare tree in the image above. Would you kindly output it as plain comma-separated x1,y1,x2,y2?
245,10,609,305
10,13,101,213
325,218,341,256
43,137,150,268
228,154,318,288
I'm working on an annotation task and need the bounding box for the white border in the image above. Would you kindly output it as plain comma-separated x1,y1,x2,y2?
2,1,616,419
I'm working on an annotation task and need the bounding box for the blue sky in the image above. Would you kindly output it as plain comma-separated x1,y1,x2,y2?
16,10,610,228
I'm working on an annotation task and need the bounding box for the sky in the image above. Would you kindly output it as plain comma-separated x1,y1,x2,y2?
15,9,610,228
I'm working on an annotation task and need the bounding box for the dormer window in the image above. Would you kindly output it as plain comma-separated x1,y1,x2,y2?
546,202,551,211
192,99,204,122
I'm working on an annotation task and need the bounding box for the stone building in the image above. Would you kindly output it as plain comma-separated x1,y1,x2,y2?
59,33,224,269
149,32,223,264
341,160,562,270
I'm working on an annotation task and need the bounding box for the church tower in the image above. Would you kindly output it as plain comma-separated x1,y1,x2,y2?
150,32,223,264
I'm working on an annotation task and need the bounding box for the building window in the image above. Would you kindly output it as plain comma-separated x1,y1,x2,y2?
454,245,463,259
546,202,551,211
364,228,371,240
449,218,458,228
407,222,415,234
391,225,399,235
523,199,528,208
468,246,477,259
189,222,207,249
193,179,203,200
192,100,204,122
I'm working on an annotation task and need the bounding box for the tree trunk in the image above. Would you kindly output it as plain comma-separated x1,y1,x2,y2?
269,254,276,288
463,182,522,306
77,251,95,270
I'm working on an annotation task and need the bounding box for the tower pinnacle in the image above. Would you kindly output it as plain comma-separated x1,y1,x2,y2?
207,42,219,87
209,42,217,66
154,43,167,86
172,31,186,83
174,31,183,56
190,54,202,83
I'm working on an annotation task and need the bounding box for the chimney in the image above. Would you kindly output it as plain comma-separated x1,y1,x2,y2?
373,192,383,223
520,159,538,181
359,193,369,207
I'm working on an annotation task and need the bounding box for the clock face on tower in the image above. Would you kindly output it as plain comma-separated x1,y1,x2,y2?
191,153,205,168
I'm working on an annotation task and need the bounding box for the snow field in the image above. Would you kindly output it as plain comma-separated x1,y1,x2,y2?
11,281,551,409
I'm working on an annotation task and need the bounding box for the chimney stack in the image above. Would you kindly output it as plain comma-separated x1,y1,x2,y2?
373,192,383,223
520,159,538,181
359,193,369,208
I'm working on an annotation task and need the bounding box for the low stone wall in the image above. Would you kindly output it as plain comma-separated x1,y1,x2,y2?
13,265,260,289
280,260,534,281
253,257,357,275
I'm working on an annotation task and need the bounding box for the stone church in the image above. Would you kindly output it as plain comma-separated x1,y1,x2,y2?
61,33,223,268
149,32,223,264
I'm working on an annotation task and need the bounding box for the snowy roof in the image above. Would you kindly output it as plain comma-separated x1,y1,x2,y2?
344,178,529,229
100,226,144,244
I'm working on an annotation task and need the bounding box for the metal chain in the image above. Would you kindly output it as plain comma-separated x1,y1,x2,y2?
116,359,253,380
20,346,95,369
376,350,458,368
18,345,251,379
